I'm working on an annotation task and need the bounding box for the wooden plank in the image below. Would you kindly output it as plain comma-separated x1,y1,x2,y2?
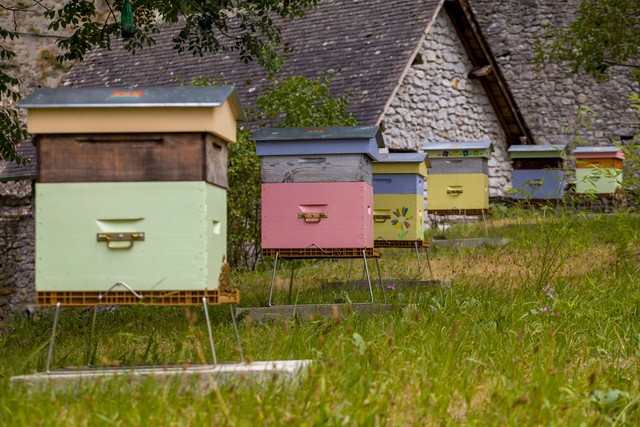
236,303,394,322
261,154,372,184
38,133,227,186
204,134,229,188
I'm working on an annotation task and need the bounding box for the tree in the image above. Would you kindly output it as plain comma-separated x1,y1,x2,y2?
533,0,640,85
0,0,319,163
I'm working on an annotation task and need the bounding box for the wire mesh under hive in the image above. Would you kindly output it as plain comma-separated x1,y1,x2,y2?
428,208,493,216
374,240,430,248
37,289,240,307
261,247,381,259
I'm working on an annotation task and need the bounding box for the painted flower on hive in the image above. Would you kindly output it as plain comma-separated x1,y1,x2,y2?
391,207,413,239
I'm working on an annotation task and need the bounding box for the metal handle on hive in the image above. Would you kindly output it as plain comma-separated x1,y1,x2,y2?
447,189,464,195
529,180,543,189
97,232,145,249
298,212,328,223
374,214,391,222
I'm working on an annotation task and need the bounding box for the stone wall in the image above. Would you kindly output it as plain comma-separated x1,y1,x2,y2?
469,0,640,147
382,10,511,197
0,181,35,326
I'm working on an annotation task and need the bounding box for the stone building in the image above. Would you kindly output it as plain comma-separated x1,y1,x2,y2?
1,0,639,322
64,0,532,198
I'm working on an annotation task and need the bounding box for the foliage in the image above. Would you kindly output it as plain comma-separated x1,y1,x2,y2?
255,72,358,128
180,73,357,268
616,93,640,205
533,0,640,84
0,0,319,163
2,214,640,424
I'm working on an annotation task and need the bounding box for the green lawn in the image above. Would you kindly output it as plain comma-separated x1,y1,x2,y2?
1,210,639,426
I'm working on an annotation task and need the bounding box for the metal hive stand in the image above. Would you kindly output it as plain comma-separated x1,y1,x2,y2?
262,246,385,306
43,282,244,374
373,239,433,281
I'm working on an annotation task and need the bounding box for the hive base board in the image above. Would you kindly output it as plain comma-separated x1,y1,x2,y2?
11,360,313,389
37,289,240,307
322,279,450,290
430,238,509,249
261,248,381,259
512,199,565,206
428,209,493,216
236,303,394,322
374,240,429,248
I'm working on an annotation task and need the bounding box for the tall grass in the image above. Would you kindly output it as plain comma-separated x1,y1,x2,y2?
1,211,639,425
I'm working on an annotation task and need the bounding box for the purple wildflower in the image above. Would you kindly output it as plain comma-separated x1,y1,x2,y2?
539,306,552,313
544,284,555,300
386,284,396,291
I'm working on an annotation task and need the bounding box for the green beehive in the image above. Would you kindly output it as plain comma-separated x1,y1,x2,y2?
20,87,245,303
36,182,226,292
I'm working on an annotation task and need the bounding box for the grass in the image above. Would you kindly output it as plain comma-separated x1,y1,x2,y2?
1,210,640,425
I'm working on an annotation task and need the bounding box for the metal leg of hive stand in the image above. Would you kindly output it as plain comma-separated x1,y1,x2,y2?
86,304,99,366
481,210,489,238
375,257,386,304
229,305,244,362
345,259,354,287
425,246,434,281
46,302,61,373
362,250,374,303
268,251,280,307
414,241,423,281
287,259,296,305
202,297,217,365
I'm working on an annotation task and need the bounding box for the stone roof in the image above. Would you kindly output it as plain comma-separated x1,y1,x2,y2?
65,0,441,126
0,141,36,182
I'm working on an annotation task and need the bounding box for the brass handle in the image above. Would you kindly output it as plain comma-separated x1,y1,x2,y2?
374,215,391,222
529,180,543,188
447,189,464,195
97,232,145,249
298,212,328,223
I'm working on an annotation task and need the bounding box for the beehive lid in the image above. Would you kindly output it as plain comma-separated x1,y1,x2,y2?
573,146,625,160
372,152,428,176
420,141,492,159
508,144,567,159
19,86,245,142
252,126,385,159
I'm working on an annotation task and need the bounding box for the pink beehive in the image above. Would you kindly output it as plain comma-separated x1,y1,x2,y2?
261,182,374,249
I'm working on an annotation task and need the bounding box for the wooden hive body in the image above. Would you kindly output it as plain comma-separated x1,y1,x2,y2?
261,182,373,249
421,142,492,210
508,144,567,200
372,174,425,195
36,182,226,291
260,154,372,184
372,153,427,241
426,174,489,210
573,146,624,194
37,133,228,187
373,194,424,241
511,170,565,199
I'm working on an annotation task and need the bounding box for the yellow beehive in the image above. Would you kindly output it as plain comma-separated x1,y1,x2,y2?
373,194,424,241
426,174,489,210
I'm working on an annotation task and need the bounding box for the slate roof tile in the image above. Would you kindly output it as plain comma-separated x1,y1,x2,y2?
64,0,441,125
